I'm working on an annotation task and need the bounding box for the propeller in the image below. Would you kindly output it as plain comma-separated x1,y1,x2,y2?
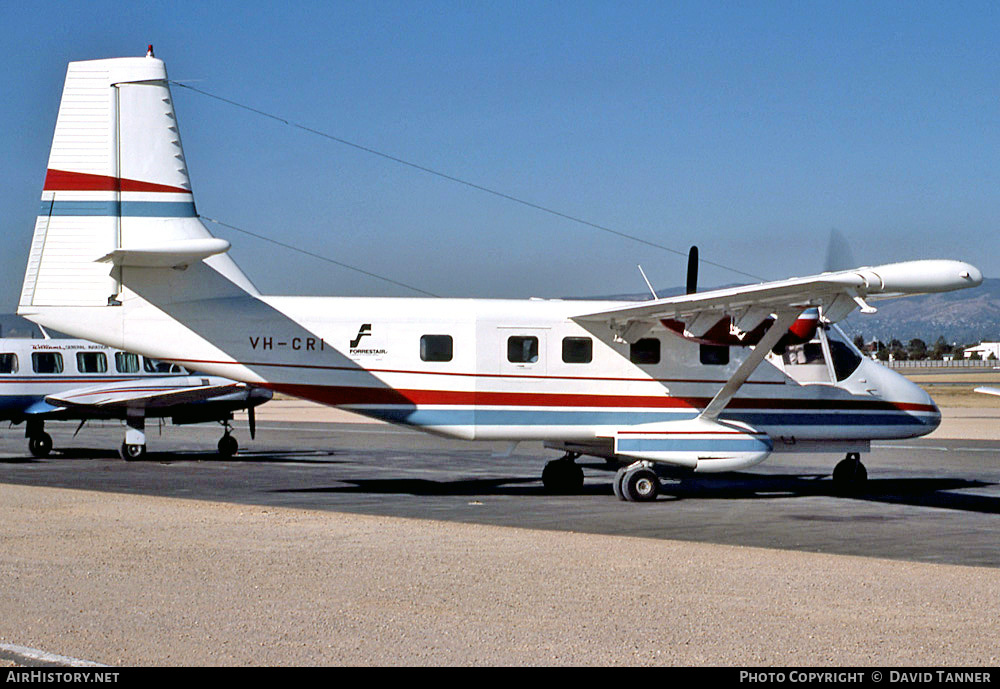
248,404,256,440
686,246,699,294
824,229,856,273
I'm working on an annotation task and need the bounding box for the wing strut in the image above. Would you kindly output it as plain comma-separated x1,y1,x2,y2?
700,309,802,420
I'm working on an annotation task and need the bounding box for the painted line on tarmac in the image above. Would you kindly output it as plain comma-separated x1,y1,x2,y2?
0,643,106,667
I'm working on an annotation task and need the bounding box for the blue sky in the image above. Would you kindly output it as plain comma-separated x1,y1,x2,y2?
1,1,997,306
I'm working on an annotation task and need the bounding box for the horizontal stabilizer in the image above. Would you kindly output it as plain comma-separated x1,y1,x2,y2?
97,238,231,268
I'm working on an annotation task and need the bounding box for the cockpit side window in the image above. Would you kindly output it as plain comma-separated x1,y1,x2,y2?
778,325,863,384
825,326,863,381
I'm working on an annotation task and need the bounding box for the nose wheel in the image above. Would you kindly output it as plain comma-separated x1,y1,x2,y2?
832,452,868,494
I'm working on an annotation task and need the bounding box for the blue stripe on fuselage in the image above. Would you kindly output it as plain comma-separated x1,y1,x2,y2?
349,407,937,428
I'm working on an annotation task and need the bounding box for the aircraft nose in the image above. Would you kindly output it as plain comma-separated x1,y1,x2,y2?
909,377,941,433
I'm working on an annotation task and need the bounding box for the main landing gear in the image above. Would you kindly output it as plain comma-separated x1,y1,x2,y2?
217,422,239,458
613,461,661,502
118,417,243,461
542,453,584,494
832,452,868,494
26,420,52,458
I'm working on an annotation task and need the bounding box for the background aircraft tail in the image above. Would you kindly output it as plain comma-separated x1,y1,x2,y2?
19,50,256,313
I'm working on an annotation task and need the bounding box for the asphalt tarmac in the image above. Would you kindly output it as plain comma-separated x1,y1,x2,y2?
2,417,998,568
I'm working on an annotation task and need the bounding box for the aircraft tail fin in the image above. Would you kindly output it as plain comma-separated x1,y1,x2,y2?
19,51,256,312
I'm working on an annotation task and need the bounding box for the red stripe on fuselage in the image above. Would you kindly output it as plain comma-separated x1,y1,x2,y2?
44,169,191,194
264,383,937,413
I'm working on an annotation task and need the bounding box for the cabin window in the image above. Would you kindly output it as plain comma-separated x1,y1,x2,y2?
700,344,729,366
781,342,830,383
143,358,184,374
76,352,108,373
562,337,593,364
629,338,660,365
0,353,17,374
507,336,539,364
31,352,63,374
420,335,453,362
116,352,140,374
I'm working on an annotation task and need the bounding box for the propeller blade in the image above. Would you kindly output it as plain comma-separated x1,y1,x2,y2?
824,229,856,273
686,246,699,295
248,405,256,440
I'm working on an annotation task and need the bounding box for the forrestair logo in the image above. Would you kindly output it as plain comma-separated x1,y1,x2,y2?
350,324,372,348
349,324,387,358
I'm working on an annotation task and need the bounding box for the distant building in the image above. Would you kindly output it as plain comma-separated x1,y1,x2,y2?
963,342,1000,360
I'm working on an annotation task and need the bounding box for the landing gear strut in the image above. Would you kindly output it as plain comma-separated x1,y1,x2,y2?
832,452,868,494
119,410,147,461
614,461,661,502
217,421,238,457
542,453,583,493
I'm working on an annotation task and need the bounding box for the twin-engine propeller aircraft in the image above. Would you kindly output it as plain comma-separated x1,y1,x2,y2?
0,337,271,459
17,51,984,500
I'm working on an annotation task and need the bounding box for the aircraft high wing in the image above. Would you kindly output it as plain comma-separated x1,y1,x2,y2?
573,259,981,339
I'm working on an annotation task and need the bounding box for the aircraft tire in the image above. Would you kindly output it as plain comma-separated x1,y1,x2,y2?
621,466,660,503
612,467,627,500
28,433,53,458
218,434,238,457
119,443,147,461
541,459,584,494
832,453,868,494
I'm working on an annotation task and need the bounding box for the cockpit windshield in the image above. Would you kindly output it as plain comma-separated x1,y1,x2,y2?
142,357,188,375
778,324,863,384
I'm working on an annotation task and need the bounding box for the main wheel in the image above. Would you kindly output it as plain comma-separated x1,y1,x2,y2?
542,459,584,494
28,433,53,458
218,434,238,457
621,466,661,502
832,454,868,494
119,442,146,461
612,467,627,500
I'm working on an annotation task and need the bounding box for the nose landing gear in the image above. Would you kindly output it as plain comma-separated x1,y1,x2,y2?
832,452,868,494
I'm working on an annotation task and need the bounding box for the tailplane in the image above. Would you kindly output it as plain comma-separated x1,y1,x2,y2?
19,50,255,314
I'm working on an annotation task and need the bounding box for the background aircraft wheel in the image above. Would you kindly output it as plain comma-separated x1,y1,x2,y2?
832,453,868,494
28,433,53,458
541,459,584,494
218,434,238,457
621,466,660,502
119,443,146,461
612,467,627,500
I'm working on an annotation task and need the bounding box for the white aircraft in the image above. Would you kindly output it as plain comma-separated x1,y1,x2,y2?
0,337,271,459
16,51,984,500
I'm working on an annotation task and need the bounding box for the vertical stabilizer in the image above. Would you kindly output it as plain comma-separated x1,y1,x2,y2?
20,52,256,311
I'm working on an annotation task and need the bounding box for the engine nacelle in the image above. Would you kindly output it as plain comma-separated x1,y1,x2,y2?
611,417,772,472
